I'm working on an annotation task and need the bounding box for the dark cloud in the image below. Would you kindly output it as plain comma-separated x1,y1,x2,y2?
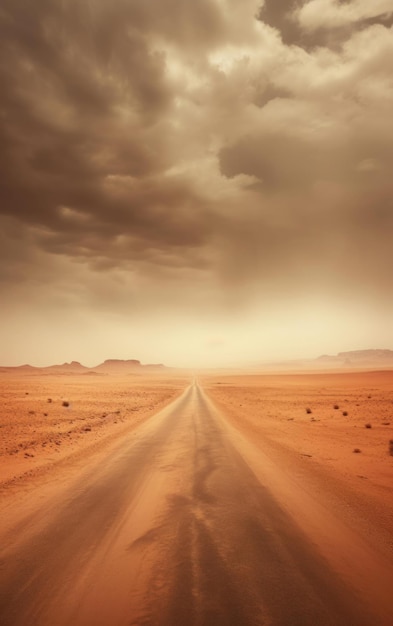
219,123,393,192
257,0,393,50
256,1,304,46
0,0,223,271
219,131,323,190
0,0,392,365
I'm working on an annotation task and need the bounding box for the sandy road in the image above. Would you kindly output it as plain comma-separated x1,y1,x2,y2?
0,382,392,626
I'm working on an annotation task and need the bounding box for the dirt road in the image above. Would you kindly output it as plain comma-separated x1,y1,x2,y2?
0,382,392,626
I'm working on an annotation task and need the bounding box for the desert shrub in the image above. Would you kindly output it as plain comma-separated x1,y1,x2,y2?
62,401,70,408
365,423,372,429
342,411,348,416
353,448,361,453
334,404,339,410
389,440,393,457
306,408,312,414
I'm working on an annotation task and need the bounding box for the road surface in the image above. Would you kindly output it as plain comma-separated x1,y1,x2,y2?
0,382,392,625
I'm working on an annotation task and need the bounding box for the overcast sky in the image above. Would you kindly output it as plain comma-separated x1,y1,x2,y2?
1,0,393,367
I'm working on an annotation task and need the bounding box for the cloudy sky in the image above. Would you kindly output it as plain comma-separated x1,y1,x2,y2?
1,0,393,367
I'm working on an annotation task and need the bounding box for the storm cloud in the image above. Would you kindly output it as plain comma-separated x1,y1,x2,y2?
1,0,392,365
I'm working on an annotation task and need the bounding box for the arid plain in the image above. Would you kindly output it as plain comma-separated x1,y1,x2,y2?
0,366,392,626
0,370,188,490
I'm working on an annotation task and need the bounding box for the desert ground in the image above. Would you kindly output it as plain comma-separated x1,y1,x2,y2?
0,368,392,625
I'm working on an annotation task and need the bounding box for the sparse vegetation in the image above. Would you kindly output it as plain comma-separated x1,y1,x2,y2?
0,374,183,488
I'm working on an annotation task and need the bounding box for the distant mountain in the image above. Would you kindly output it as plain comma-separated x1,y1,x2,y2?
317,349,393,367
0,359,166,374
338,349,393,360
0,364,38,373
92,359,142,373
44,361,88,373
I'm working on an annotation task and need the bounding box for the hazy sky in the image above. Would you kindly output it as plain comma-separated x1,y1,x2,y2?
1,0,393,367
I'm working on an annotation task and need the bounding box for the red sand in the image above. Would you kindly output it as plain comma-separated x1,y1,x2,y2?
0,369,392,625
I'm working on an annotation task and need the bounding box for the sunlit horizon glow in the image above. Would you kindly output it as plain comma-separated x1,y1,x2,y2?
1,1,392,367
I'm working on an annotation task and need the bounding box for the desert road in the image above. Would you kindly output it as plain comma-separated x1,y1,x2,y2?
0,382,392,626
